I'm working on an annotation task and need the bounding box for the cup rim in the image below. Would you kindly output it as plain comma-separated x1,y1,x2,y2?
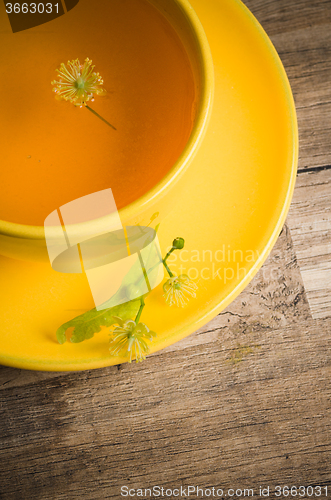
0,0,214,240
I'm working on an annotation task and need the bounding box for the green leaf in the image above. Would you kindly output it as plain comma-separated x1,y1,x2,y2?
56,299,140,344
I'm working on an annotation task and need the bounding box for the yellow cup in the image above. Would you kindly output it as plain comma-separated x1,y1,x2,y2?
0,0,214,263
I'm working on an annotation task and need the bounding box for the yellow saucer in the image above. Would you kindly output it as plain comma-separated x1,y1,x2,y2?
0,0,297,371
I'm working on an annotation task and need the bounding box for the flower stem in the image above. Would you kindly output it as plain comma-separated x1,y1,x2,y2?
135,297,145,323
163,249,175,277
85,105,117,130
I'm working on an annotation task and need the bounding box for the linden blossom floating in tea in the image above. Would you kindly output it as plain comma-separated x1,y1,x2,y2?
51,58,117,130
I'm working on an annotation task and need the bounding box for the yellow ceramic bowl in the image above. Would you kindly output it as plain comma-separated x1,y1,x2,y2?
0,0,214,262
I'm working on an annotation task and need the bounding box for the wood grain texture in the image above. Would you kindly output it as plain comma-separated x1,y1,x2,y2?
272,25,331,171
0,0,331,498
287,169,331,319
245,0,331,172
243,0,331,36
0,318,330,500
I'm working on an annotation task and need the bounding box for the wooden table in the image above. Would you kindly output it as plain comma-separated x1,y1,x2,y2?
0,1,330,498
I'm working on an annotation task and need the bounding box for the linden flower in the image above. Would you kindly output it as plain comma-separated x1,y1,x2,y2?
163,274,198,307
51,58,106,107
109,317,157,363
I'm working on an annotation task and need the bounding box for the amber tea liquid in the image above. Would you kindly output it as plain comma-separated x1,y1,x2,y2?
0,0,197,225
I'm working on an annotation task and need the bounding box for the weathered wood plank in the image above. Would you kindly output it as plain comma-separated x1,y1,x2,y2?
0,317,330,499
0,367,67,390
244,0,331,172
270,25,331,171
244,0,331,36
287,169,331,319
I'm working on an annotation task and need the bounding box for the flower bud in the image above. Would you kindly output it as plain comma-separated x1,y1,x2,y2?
172,237,185,250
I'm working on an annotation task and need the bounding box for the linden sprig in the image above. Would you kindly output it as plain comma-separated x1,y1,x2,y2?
56,235,198,362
